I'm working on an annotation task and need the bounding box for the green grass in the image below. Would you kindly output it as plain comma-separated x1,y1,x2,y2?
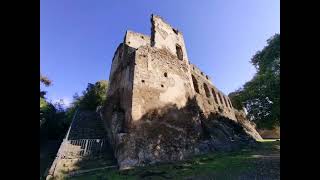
68,141,280,180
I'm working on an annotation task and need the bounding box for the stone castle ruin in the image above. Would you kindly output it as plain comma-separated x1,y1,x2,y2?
102,14,262,169
46,15,262,178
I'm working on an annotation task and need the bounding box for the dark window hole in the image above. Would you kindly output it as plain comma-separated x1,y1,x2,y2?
176,44,183,60
172,28,179,35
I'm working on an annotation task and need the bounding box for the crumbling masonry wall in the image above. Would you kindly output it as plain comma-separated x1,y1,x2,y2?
102,14,261,169
130,15,235,121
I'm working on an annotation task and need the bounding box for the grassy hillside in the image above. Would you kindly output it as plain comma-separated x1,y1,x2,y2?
66,140,279,180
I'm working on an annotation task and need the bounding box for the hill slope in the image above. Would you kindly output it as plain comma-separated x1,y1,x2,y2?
67,140,280,180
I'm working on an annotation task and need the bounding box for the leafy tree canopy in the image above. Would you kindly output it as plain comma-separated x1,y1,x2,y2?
40,74,52,98
229,34,280,129
40,74,52,87
40,74,70,142
66,80,109,121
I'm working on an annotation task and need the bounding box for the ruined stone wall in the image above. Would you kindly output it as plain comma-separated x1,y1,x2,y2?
151,15,189,63
102,14,261,169
105,13,238,146
131,46,193,121
190,64,236,120
103,42,136,148
124,31,150,49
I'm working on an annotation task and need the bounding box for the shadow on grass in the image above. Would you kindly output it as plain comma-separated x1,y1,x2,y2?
58,143,117,179
68,141,279,180
40,140,62,178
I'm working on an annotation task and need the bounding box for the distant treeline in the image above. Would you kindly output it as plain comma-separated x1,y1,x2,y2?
40,77,108,144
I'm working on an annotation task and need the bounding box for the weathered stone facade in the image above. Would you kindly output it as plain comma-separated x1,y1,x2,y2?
102,14,262,170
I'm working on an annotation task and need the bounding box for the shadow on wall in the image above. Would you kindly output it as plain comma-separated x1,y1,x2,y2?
103,96,260,169
49,96,262,179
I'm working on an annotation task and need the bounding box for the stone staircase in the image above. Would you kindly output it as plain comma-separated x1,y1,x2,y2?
45,109,117,180
68,110,107,140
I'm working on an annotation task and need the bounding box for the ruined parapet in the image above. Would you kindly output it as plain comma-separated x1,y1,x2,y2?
190,64,213,84
190,63,236,120
102,14,261,169
124,30,150,49
151,14,189,63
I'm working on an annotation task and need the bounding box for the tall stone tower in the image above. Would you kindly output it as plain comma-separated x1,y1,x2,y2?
102,14,261,169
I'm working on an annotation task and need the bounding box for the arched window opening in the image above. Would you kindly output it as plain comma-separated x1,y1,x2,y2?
211,88,219,104
176,44,183,60
192,75,200,94
203,83,211,98
172,28,179,35
228,98,233,108
223,96,229,108
218,93,224,106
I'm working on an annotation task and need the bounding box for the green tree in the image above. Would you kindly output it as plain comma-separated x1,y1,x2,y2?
79,80,108,110
65,80,109,121
40,74,52,86
40,74,70,142
40,74,52,98
40,74,52,127
229,34,280,129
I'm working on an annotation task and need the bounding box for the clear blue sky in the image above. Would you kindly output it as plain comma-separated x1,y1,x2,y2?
40,0,280,106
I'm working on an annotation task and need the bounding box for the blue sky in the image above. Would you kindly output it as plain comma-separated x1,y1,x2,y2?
40,0,280,106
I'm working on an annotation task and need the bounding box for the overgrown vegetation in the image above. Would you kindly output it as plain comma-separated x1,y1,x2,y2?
229,34,280,129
